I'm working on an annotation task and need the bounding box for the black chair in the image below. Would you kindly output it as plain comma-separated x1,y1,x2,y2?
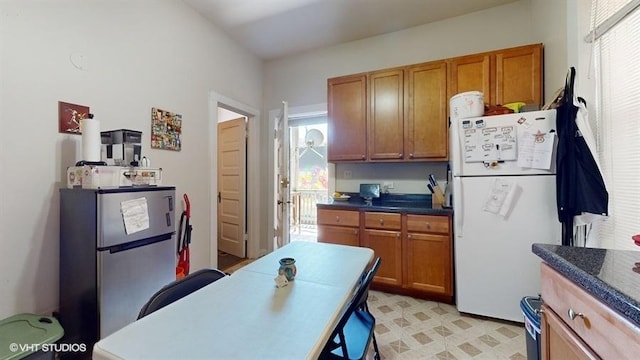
137,268,227,319
320,257,381,360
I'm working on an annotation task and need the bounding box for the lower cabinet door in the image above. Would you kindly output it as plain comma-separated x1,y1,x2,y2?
405,232,451,295
541,304,600,360
362,229,402,286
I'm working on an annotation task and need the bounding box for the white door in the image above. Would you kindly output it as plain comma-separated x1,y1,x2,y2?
218,117,247,258
274,101,290,248
453,174,561,322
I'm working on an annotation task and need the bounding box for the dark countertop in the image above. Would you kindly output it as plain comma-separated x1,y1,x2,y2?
317,193,453,215
532,243,640,328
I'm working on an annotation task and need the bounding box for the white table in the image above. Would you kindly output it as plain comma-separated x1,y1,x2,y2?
239,241,374,287
92,242,374,360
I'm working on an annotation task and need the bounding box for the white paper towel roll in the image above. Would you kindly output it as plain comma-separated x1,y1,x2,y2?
81,118,101,161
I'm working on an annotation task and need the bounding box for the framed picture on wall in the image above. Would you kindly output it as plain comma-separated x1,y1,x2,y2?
58,101,90,134
151,107,182,151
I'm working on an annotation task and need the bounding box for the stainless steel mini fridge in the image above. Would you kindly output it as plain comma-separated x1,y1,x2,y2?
59,186,176,355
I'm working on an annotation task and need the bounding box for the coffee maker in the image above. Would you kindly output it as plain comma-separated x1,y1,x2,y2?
101,129,142,166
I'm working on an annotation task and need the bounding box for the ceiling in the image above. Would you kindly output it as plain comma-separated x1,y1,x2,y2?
182,0,519,60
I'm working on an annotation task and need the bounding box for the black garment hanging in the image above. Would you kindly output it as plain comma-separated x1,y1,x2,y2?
555,67,609,246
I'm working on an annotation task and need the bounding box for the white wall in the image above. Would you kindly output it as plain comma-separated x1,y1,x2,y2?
264,0,537,111
531,0,569,102
0,0,262,318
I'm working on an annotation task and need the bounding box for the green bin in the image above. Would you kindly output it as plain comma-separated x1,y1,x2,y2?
0,314,63,360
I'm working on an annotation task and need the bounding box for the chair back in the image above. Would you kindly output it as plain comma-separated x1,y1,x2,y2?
334,257,381,331
137,268,227,319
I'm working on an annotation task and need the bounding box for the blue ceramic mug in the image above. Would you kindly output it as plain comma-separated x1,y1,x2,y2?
279,257,297,281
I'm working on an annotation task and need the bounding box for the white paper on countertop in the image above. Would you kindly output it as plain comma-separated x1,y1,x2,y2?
121,197,149,234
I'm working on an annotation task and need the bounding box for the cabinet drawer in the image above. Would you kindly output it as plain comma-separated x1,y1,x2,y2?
541,304,599,360
541,263,640,359
317,209,359,227
317,225,359,247
406,214,449,234
364,212,401,230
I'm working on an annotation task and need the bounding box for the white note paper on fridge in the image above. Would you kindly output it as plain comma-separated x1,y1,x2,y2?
121,197,150,234
517,131,555,169
483,179,518,218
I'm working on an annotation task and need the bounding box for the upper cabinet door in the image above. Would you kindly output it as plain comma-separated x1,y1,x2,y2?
495,44,543,106
327,74,367,161
448,54,492,105
368,69,404,160
406,61,448,161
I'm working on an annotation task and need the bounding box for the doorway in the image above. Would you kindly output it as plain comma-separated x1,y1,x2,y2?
288,116,329,243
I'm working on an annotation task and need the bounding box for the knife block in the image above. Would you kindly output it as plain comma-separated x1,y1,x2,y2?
431,186,445,207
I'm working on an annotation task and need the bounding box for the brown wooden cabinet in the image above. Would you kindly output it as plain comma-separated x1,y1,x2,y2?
317,209,360,247
316,207,453,301
362,212,403,287
327,44,543,163
495,44,543,106
540,263,640,359
327,74,367,161
368,68,405,160
541,303,598,360
405,61,448,160
328,63,449,163
448,53,492,104
448,43,543,107
404,215,452,296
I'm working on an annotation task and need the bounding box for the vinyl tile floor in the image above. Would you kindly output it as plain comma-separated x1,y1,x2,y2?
368,290,528,360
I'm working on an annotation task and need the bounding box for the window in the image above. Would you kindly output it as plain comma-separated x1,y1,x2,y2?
590,0,640,250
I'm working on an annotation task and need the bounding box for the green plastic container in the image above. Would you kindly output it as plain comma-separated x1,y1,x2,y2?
0,314,63,360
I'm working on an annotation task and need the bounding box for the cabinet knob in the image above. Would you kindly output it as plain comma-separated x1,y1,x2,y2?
379,219,384,225
409,153,414,158
361,154,365,159
567,308,584,320
354,230,358,235
398,153,403,158
396,232,401,238
335,216,340,223
425,222,431,229
408,234,413,239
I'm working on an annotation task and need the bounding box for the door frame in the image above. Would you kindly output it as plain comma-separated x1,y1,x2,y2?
209,91,261,265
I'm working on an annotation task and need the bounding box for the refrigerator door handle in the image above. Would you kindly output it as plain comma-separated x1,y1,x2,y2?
453,177,463,238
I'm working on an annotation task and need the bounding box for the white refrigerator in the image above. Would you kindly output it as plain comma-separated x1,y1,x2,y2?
450,109,562,322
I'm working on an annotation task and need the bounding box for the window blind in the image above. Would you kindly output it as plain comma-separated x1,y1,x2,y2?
591,0,640,250
586,0,640,41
